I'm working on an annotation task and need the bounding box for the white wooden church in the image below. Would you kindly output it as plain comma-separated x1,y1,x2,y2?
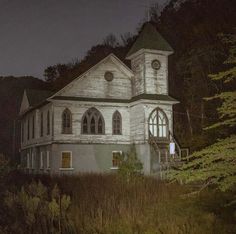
19,23,186,175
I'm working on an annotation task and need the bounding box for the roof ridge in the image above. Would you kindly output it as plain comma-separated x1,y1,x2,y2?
126,22,173,58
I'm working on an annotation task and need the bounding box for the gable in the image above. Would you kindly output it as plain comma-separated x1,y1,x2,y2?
19,90,30,114
52,54,134,100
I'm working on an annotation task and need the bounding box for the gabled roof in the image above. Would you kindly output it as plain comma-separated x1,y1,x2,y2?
25,89,54,106
126,22,174,59
49,53,134,99
19,89,54,116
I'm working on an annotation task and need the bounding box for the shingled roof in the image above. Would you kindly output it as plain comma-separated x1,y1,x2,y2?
126,22,173,58
25,89,54,107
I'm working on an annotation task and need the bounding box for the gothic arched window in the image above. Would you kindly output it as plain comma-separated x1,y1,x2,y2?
148,108,168,138
112,111,122,135
81,108,105,134
62,108,72,134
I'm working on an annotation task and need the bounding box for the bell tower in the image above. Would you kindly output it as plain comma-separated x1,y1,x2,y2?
126,23,174,97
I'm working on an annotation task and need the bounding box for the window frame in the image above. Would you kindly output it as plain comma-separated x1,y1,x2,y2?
40,152,44,169
46,151,50,169
111,151,123,170
112,110,122,135
32,115,35,139
27,118,30,140
47,110,50,135
40,112,44,137
31,152,34,169
62,108,72,134
148,108,169,140
81,108,105,135
60,151,73,170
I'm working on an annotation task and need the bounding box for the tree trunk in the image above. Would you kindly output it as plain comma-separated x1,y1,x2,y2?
186,108,193,137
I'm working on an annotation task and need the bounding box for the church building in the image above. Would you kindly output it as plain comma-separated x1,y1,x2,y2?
19,23,185,175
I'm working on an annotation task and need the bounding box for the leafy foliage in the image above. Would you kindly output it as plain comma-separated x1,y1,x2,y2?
118,145,143,181
169,30,236,192
4,181,74,234
1,173,236,233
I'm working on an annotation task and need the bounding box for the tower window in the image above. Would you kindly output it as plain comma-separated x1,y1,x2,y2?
151,59,161,70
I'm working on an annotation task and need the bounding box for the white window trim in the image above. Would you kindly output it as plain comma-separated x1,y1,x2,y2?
40,152,44,169
46,151,50,169
60,151,74,170
110,151,122,170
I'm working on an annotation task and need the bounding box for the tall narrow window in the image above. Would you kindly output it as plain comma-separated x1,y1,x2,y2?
40,112,43,137
98,117,103,134
90,117,96,134
62,108,72,134
47,111,50,135
32,115,35,139
82,116,88,134
40,152,44,169
22,122,24,143
112,111,122,135
31,153,34,169
81,108,105,134
148,108,168,139
27,118,30,140
46,151,50,169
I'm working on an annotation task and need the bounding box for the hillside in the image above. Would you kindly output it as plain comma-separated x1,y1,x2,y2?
0,76,48,161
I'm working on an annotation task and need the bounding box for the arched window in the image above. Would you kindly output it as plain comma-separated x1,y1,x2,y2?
81,108,105,134
112,111,122,135
148,108,168,138
62,108,72,134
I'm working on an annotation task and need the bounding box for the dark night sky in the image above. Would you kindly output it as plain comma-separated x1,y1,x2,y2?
0,0,167,79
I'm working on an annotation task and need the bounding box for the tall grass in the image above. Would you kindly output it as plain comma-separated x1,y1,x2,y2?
1,172,236,234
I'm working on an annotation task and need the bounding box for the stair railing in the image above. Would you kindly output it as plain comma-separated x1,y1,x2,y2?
169,131,189,161
169,131,182,160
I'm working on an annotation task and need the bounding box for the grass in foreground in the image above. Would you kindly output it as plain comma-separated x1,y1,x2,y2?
0,172,235,234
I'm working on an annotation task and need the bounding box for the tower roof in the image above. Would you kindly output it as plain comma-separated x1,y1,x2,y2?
126,23,173,59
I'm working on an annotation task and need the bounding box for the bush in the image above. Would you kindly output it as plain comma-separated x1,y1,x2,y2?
3,181,75,234
118,145,143,181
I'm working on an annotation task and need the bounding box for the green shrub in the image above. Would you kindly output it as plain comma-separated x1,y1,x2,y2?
118,145,143,181
4,181,75,234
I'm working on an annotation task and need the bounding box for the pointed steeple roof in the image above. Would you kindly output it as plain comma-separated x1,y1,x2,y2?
126,22,173,59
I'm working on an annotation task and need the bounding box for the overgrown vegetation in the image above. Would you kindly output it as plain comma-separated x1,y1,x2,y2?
169,31,236,193
0,172,235,234
117,145,143,181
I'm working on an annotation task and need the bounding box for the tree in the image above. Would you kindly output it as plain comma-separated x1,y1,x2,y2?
44,66,57,83
118,145,143,182
169,30,236,192
103,34,119,48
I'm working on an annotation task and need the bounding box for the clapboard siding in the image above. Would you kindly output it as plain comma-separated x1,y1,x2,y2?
131,52,168,96
130,103,145,143
59,59,132,100
144,53,168,95
53,101,131,144
131,53,145,96
21,103,53,148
